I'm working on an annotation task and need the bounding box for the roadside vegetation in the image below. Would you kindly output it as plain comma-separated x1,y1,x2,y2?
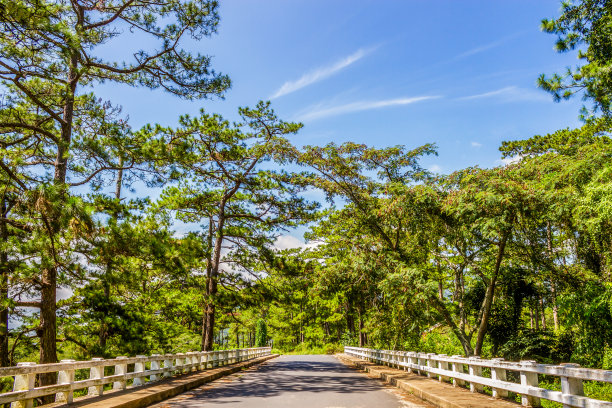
0,3,611,401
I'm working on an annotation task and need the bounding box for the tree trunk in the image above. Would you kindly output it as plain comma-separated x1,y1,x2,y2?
358,309,365,347
39,54,78,395
551,282,559,331
201,216,215,351
540,296,547,330
474,232,509,356
546,223,560,331
39,267,58,393
535,300,540,331
203,213,224,351
0,197,10,367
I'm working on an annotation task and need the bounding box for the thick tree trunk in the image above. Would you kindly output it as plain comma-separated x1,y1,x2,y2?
40,55,78,388
202,293,216,350
39,267,58,395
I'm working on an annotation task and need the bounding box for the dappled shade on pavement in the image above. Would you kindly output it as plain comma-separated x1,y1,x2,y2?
149,354,429,407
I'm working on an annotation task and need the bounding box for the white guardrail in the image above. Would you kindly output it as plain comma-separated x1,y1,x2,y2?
345,346,612,408
0,347,271,408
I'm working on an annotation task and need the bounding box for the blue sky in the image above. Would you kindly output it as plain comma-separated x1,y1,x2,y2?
91,1,586,245
95,0,584,175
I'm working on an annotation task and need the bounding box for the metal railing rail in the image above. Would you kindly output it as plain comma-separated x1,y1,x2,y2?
1,347,272,408
344,346,612,408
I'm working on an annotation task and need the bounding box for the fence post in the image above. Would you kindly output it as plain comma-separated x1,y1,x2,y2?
560,363,583,408
11,362,35,408
174,353,184,374
56,359,75,403
150,354,160,381
199,353,206,370
408,352,418,375
438,354,449,383
113,356,128,390
133,355,146,387
87,358,104,397
163,354,174,377
426,353,435,378
450,356,465,388
520,360,541,407
468,357,483,393
192,352,200,370
491,358,509,398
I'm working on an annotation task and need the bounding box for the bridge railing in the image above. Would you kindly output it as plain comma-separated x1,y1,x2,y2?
344,346,612,408
0,346,271,408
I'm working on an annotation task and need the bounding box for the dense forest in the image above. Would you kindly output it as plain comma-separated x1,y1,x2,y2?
0,0,612,391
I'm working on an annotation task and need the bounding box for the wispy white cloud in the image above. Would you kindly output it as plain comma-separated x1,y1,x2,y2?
458,86,548,102
428,164,442,173
296,96,440,121
454,31,524,60
471,141,482,148
271,48,374,99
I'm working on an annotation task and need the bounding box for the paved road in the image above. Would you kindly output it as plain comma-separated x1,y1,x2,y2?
150,354,431,408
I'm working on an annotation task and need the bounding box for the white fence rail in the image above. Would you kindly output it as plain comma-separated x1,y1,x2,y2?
345,346,612,408
0,347,271,408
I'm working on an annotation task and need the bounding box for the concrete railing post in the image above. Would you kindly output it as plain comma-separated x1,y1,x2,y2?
133,355,146,387
185,352,195,372
113,356,128,390
520,360,541,407
11,362,35,408
87,358,104,397
451,356,465,387
174,353,184,374
468,357,483,393
56,359,75,403
438,354,449,382
163,354,173,377
194,353,201,370
417,353,425,376
409,352,418,375
491,358,509,398
560,363,583,408
150,354,160,381
426,353,435,378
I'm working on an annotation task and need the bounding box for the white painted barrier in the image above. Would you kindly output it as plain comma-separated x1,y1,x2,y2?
344,346,612,408
0,347,271,407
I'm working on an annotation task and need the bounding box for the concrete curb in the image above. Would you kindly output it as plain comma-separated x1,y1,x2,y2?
335,353,519,408
54,354,279,408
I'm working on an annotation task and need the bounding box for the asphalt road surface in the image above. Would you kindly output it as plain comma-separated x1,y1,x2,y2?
149,354,431,408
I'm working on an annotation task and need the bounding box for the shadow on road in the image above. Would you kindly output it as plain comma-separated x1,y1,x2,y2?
174,355,389,405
